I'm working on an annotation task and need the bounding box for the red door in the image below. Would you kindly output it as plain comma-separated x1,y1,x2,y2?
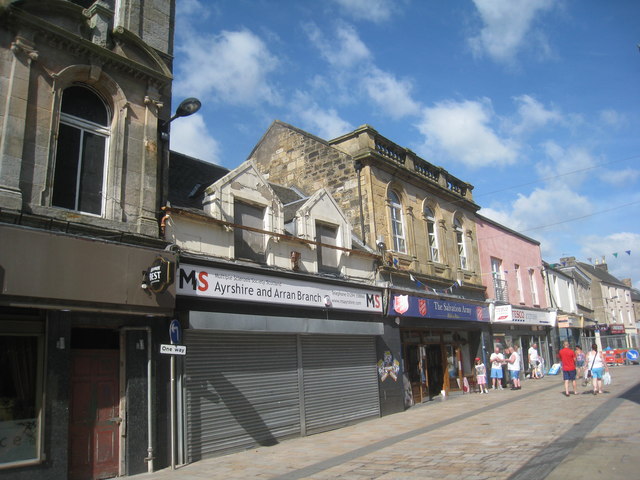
69,350,120,480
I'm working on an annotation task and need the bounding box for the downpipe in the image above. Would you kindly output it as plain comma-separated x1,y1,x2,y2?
121,327,155,473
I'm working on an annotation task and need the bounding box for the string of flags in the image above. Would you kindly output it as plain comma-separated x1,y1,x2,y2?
587,251,631,263
409,273,462,294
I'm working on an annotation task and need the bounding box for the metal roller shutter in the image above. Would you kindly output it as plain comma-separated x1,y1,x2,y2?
302,335,380,435
184,331,300,461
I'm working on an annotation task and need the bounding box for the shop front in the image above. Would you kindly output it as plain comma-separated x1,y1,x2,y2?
0,224,176,479
175,262,391,462
491,304,557,375
388,294,490,403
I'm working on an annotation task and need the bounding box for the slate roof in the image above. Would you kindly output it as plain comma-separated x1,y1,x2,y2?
168,151,229,209
576,262,628,287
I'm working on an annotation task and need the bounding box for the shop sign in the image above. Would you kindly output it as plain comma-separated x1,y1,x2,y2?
610,324,625,334
493,305,556,326
177,264,383,313
145,256,174,293
388,294,488,322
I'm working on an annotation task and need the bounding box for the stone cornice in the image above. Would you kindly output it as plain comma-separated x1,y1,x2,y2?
7,6,172,88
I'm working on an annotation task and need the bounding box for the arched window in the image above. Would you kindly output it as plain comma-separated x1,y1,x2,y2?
424,206,439,262
454,216,467,270
388,190,406,253
52,85,110,215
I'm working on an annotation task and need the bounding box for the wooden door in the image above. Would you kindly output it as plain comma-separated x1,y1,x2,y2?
69,350,120,480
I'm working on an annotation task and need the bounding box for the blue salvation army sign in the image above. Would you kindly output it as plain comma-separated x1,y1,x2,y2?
388,294,489,322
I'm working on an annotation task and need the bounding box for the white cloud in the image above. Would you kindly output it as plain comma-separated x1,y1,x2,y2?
362,68,421,119
174,29,280,106
469,0,555,64
289,92,353,140
600,109,626,127
537,142,598,189
169,115,221,164
331,0,397,23
581,232,640,286
482,187,592,237
509,95,562,135
415,98,518,167
601,168,640,186
306,21,371,68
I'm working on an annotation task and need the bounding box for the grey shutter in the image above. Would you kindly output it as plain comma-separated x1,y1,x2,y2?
301,335,380,435
184,332,300,460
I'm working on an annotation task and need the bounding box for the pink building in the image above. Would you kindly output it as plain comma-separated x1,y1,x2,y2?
475,214,555,369
475,214,548,308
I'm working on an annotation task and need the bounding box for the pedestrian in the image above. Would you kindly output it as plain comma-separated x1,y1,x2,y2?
505,346,521,390
575,345,586,380
586,343,608,395
489,346,504,390
558,341,578,396
474,357,489,394
528,342,540,378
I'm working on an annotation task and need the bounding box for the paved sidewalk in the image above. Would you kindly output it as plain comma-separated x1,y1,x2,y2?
132,366,640,480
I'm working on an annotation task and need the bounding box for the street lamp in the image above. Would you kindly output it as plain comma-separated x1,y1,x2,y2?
159,97,202,141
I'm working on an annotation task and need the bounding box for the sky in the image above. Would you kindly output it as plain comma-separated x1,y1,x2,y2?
170,0,640,287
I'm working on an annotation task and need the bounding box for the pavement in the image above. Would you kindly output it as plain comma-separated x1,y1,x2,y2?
131,365,640,480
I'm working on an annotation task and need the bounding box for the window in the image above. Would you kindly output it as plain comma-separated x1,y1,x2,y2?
316,222,339,272
52,86,109,215
424,206,439,262
491,257,508,302
454,217,467,269
234,200,265,262
515,264,524,303
529,269,539,305
0,334,43,467
388,190,406,253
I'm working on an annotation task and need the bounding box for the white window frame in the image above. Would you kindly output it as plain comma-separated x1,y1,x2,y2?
529,268,539,306
454,217,467,270
388,191,406,253
515,264,524,303
424,206,439,262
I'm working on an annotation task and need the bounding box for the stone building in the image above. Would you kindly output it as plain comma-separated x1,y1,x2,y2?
0,1,178,478
249,121,489,403
162,154,396,462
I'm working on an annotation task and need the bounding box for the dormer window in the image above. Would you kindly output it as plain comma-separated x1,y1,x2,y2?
234,200,265,263
316,221,339,273
52,86,110,215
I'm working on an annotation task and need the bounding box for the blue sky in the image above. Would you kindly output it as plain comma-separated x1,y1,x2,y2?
170,0,640,286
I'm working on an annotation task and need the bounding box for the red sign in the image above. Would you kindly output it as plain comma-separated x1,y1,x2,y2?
418,299,427,317
610,324,625,334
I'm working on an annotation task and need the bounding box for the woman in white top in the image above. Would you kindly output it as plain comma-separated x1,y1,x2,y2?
586,343,608,395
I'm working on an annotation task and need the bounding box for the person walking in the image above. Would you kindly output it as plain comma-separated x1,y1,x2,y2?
474,357,489,394
489,347,504,390
528,343,540,378
575,345,586,380
586,343,608,395
505,346,521,390
558,341,578,396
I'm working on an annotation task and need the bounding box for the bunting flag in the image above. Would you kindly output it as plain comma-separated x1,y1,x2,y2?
587,257,592,263
626,250,631,255
613,253,618,258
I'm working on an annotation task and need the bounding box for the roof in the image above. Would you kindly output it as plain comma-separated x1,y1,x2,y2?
576,262,628,288
168,151,229,209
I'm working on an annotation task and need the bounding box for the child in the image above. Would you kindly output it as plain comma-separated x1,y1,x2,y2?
474,357,489,394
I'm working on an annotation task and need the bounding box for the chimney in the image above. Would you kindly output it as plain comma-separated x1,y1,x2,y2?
559,256,576,266
622,278,632,287
595,262,608,272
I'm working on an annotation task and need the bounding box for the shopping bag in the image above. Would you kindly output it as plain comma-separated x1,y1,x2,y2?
548,363,561,375
586,369,592,379
603,371,612,385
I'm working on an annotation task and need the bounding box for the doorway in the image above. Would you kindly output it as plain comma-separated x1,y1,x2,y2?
68,329,120,480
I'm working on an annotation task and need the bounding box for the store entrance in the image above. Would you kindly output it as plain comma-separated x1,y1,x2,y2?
404,343,445,402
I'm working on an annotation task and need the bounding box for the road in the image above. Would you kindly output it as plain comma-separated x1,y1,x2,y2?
132,365,640,480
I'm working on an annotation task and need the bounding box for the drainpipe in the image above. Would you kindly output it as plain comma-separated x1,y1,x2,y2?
121,327,154,473
354,159,367,246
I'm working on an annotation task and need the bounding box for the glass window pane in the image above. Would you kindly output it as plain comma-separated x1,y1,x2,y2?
234,201,265,262
78,131,106,215
0,336,39,464
317,223,339,270
61,86,108,126
52,124,81,210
